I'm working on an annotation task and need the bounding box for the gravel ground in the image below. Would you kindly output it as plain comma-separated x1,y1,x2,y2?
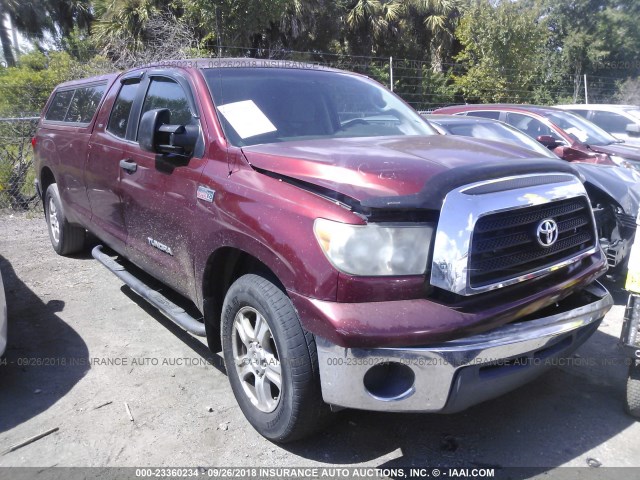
1,212,640,473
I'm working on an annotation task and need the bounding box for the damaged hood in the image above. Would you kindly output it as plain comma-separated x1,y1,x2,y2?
573,163,640,216
241,136,577,208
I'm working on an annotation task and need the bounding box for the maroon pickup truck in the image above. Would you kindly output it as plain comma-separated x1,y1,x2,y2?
34,59,612,442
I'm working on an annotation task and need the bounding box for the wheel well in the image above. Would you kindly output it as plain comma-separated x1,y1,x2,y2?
40,167,55,209
202,247,284,351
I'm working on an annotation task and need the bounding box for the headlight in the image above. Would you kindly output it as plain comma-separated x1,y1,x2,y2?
313,218,434,276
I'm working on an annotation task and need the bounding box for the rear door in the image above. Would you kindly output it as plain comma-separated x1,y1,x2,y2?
119,71,207,298
40,82,108,226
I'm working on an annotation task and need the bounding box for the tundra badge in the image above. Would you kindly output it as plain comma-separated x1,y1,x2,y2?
147,237,174,256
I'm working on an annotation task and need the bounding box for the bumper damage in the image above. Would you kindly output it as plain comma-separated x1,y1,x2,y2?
316,281,612,413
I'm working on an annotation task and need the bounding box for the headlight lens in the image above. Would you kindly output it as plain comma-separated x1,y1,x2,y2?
313,218,434,276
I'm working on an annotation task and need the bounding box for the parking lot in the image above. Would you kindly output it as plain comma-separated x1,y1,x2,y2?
1,211,640,472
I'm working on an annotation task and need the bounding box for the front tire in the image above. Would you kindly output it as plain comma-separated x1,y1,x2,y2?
45,184,85,255
626,361,640,418
221,274,330,442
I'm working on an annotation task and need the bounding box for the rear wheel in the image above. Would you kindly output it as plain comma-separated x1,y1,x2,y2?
45,184,85,255
221,274,330,442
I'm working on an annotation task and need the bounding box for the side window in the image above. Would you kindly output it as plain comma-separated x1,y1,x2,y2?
569,109,589,119
139,78,194,129
45,90,74,121
108,82,140,138
65,85,107,123
591,111,631,134
467,110,501,120
505,112,562,141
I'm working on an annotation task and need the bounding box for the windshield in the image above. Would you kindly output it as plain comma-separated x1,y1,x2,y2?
546,110,618,145
203,67,436,147
434,119,557,158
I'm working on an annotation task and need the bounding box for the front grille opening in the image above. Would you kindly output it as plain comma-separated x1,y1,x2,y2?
469,197,596,288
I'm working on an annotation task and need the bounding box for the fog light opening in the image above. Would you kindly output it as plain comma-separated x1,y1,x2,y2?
363,362,415,401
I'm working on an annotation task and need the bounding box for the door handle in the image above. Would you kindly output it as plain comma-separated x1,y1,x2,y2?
119,159,137,173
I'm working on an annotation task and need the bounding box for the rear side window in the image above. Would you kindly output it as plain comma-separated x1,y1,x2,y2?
108,82,140,138
45,90,75,121
467,110,501,120
45,84,106,123
65,85,107,123
568,109,589,119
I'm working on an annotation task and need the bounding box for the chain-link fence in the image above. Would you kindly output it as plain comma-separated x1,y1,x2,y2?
0,117,40,211
0,49,630,212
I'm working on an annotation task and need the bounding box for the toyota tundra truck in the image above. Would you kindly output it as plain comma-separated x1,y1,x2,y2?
33,59,613,442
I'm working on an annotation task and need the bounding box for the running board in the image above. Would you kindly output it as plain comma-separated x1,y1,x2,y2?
91,245,206,337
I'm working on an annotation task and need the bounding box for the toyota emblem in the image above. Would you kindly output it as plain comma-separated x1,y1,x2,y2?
536,218,558,247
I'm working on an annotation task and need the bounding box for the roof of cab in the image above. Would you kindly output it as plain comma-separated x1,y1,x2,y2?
53,58,357,92
436,103,572,117
122,57,347,75
54,72,120,90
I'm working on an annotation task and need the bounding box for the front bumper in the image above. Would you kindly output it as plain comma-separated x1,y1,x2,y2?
316,282,612,413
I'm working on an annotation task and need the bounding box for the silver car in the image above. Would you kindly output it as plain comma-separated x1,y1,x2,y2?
556,104,640,146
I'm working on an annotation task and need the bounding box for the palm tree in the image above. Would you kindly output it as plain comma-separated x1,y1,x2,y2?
92,0,163,53
407,0,461,70
0,0,92,66
47,0,93,39
0,0,50,66
345,0,403,55
0,7,15,66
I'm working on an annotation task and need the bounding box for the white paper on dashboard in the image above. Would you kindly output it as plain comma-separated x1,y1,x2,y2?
216,100,277,139
565,127,588,143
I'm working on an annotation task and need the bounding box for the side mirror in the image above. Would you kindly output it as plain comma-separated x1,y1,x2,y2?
138,108,198,156
536,135,560,149
626,124,640,136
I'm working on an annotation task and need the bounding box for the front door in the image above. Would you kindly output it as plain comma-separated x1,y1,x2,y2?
119,73,207,299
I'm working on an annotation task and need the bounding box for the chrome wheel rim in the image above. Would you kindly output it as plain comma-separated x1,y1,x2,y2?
231,306,282,413
48,197,60,244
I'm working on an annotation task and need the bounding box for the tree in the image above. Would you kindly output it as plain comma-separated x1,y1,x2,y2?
180,0,290,56
344,0,402,55
92,0,170,55
453,0,549,103
405,0,462,71
0,0,50,66
615,78,640,105
530,0,640,103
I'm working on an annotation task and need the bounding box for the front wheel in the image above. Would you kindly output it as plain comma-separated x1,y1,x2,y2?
626,361,640,418
221,274,330,442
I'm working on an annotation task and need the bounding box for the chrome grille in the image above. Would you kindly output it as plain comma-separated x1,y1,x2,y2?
469,197,596,288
